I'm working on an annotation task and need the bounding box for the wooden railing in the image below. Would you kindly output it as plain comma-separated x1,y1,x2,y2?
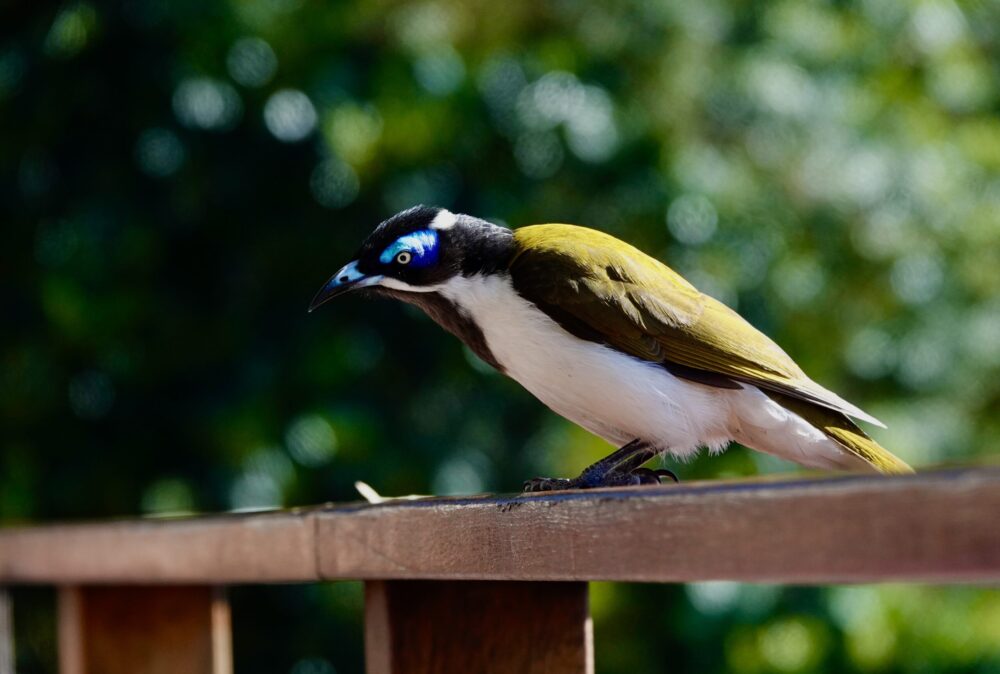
1,468,999,673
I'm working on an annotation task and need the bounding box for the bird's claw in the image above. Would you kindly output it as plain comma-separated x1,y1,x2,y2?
629,468,679,484
522,468,679,492
522,477,575,492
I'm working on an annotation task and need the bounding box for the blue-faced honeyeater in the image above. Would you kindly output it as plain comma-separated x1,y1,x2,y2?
310,206,911,491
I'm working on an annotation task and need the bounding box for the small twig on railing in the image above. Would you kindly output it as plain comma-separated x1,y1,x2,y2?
354,481,427,504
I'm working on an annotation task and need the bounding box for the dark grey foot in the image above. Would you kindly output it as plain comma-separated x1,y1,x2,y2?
522,477,574,492
522,439,679,493
522,468,679,492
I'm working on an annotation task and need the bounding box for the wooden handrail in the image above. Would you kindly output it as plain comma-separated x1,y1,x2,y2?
3,467,999,584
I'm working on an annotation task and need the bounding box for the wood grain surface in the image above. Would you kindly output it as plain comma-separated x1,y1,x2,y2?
0,511,316,583
1,468,998,584
57,585,231,674
364,581,592,674
0,590,12,674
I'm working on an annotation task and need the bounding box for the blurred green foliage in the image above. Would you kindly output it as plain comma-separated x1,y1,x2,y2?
2,0,1000,672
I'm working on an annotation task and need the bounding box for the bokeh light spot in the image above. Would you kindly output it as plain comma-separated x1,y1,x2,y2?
514,130,564,179
564,85,619,162
173,77,243,131
310,158,360,209
898,329,950,389
844,328,898,379
432,453,488,495
285,414,338,467
141,478,195,515
745,57,816,118
772,256,825,307
135,127,186,177
392,2,463,52
667,194,718,245
264,89,317,142
0,48,26,99
322,103,383,165
477,56,527,136
687,581,741,614
227,37,278,88
757,618,825,672
516,71,619,162
828,587,897,669
44,2,98,59
413,46,465,96
229,473,281,511
229,447,295,511
963,304,1000,366
890,252,944,305
910,1,966,54
928,56,993,113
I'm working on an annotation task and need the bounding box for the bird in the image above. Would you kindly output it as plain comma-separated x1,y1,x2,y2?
309,205,912,491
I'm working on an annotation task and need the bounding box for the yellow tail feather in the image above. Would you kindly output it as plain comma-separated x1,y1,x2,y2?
767,392,913,474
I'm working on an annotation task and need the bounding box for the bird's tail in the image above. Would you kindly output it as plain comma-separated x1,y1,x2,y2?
768,392,913,474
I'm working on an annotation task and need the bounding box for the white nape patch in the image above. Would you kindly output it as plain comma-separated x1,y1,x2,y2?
429,209,457,230
438,273,872,471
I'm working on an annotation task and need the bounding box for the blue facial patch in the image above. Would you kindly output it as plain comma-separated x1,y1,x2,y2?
379,229,439,268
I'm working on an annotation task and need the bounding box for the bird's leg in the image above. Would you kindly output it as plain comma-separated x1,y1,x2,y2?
523,440,678,492
602,444,679,485
576,440,656,486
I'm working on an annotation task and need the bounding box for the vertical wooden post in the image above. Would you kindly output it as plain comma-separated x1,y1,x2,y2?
0,589,13,674
58,586,232,674
365,581,593,674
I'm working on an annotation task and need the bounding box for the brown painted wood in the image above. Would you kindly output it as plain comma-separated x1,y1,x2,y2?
0,511,315,583
1,468,999,584
0,589,13,674
58,586,232,674
319,469,1000,583
364,580,592,674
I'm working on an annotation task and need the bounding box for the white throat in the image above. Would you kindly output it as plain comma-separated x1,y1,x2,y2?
375,277,442,293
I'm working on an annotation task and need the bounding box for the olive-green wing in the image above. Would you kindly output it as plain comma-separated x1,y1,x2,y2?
509,224,885,427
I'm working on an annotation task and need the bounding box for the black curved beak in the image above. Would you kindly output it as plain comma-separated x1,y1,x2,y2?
308,260,374,312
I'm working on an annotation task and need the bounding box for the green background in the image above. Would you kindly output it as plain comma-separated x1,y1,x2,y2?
3,0,1000,671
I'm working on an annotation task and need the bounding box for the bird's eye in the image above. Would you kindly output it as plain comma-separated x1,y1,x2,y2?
395,251,412,265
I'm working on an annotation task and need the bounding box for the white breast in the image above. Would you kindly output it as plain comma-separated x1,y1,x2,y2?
438,274,733,457
438,273,864,470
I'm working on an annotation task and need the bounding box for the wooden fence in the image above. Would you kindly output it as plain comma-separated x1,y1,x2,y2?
1,468,998,673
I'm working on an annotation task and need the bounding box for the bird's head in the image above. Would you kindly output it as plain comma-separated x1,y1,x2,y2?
309,205,511,311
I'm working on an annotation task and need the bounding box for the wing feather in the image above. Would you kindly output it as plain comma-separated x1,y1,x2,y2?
510,224,886,428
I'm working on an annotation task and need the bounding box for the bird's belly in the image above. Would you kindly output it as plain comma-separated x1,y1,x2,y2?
501,336,735,454
440,275,734,455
